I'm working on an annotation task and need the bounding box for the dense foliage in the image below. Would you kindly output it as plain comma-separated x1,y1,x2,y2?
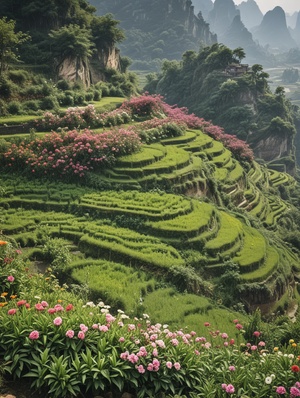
1,240,300,397
89,0,216,71
145,43,299,168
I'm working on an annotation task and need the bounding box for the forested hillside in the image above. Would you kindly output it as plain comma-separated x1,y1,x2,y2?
90,0,217,71
145,43,300,172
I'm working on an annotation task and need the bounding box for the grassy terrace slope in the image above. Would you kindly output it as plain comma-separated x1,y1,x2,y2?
0,95,299,318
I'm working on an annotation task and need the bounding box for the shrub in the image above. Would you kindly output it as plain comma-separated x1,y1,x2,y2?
56,79,71,91
7,101,22,115
7,70,30,86
40,95,59,110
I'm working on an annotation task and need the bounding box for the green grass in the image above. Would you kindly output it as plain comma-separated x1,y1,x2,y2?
234,226,266,272
204,211,243,254
69,259,156,312
143,288,248,335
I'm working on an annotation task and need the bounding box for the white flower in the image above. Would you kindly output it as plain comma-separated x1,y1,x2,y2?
288,354,295,359
265,377,272,385
271,374,276,380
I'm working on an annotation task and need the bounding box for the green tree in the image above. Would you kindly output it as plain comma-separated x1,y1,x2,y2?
233,47,246,63
0,17,30,75
48,24,94,60
90,14,125,49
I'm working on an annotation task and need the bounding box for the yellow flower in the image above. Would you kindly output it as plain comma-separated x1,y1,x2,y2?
0,240,8,246
57,299,63,303
274,347,279,352
290,339,295,344
1,292,8,297
10,295,17,299
292,343,297,348
0,302,8,307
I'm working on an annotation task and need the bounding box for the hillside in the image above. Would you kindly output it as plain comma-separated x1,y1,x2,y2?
89,0,217,71
1,94,300,325
145,43,300,172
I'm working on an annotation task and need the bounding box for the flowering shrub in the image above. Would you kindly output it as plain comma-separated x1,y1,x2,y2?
35,105,132,131
0,129,141,179
1,240,300,397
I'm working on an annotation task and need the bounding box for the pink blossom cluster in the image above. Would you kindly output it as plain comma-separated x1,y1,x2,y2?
1,128,141,179
120,93,165,117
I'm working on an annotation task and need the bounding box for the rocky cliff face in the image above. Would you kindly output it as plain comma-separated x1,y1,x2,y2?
89,0,217,62
191,0,213,20
237,0,263,30
252,6,297,51
57,47,121,88
291,12,300,46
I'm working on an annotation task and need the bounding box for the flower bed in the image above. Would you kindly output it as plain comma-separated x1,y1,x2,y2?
1,240,300,397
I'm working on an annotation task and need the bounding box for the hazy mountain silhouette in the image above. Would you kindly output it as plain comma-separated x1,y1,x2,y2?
221,14,268,64
252,6,297,51
290,11,300,46
207,0,239,36
237,0,263,30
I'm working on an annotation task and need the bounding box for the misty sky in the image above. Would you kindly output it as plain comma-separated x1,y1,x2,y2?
233,0,300,14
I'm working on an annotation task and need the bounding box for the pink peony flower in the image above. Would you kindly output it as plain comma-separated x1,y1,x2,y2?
66,330,74,338
29,330,39,340
53,317,62,326
290,386,300,396
229,366,235,372
66,304,73,311
35,303,45,311
77,331,85,340
226,384,235,394
253,331,261,337
174,362,181,371
137,365,145,374
119,337,125,343
166,361,173,369
276,386,286,395
7,275,15,282
7,308,17,315
235,323,243,330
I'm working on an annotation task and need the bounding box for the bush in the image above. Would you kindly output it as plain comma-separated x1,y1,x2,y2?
22,100,41,112
56,79,71,91
7,101,22,115
7,70,30,86
40,96,59,110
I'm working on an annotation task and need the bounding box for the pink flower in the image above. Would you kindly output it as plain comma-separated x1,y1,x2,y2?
99,325,108,332
77,331,85,340
204,322,210,327
174,362,181,371
120,352,129,360
229,366,235,372
66,304,73,311
119,337,125,343
253,331,261,337
222,384,227,390
35,303,45,311
235,323,243,330
137,365,145,374
66,330,74,338
29,330,39,340
54,304,64,312
53,317,62,326
258,341,266,347
80,324,88,333
290,386,300,396
7,308,17,315
128,354,139,364
226,384,235,394
7,275,15,282
48,308,56,314
276,386,286,395
221,333,228,339
251,345,257,351
166,361,173,369
41,301,49,307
